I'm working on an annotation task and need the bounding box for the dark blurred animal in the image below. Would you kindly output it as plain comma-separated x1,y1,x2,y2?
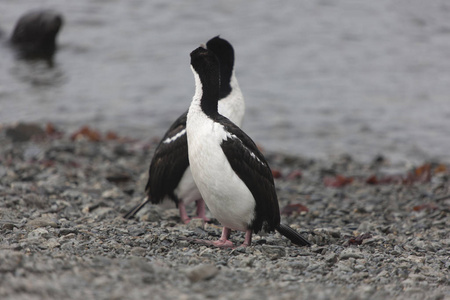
9,9,63,60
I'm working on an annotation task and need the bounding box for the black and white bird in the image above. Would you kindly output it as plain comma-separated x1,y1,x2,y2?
123,36,245,223
186,47,310,247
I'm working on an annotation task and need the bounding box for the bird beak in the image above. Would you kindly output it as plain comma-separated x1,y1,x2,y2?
200,43,207,49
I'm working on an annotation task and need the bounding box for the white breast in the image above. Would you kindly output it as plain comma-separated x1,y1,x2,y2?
186,74,255,231
175,71,244,204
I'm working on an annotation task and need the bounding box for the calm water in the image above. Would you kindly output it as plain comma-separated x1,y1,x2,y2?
1,0,450,163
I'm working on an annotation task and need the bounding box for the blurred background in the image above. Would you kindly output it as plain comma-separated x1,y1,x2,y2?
1,0,449,163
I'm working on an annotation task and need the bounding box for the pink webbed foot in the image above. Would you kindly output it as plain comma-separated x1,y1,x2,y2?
190,238,234,248
190,227,234,248
210,229,252,248
212,239,234,248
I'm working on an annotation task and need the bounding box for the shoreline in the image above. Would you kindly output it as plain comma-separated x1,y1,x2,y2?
2,120,448,165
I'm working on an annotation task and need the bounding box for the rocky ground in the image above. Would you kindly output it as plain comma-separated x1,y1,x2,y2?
0,123,449,300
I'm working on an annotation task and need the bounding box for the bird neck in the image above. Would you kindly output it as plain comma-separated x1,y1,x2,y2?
191,66,220,118
219,66,233,99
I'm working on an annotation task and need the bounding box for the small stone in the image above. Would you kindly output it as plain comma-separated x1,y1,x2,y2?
130,247,147,257
339,248,364,260
62,189,84,199
23,145,44,161
27,217,58,228
334,262,353,273
282,275,299,281
185,264,219,282
2,223,18,230
376,270,389,279
260,245,286,260
328,229,341,238
306,263,321,272
187,218,205,230
102,188,123,199
361,235,385,245
357,220,375,232
353,264,365,272
325,252,338,264
241,256,256,268
44,238,61,249
59,233,76,241
412,239,426,250
27,228,49,239
179,240,190,247
91,207,113,217
59,228,78,236
402,279,415,287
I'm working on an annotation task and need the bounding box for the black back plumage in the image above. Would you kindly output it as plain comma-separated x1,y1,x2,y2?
145,112,189,205
123,112,189,219
216,115,280,234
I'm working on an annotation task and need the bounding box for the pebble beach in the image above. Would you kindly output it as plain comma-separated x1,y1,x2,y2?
0,123,448,300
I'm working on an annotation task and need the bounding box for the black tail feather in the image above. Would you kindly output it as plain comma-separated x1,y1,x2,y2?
123,197,149,219
275,223,311,247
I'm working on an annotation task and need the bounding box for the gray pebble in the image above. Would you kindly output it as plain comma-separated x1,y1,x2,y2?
185,264,219,282
339,248,364,260
324,252,338,264
27,216,58,228
130,247,147,257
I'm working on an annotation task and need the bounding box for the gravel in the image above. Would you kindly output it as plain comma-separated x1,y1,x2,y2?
0,123,449,300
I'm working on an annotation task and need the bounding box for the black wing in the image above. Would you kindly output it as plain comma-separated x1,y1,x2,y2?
145,111,190,205
217,115,280,233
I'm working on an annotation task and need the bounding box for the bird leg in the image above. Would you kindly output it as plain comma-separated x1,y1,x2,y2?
178,200,191,224
195,199,210,222
212,227,234,248
240,229,253,247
